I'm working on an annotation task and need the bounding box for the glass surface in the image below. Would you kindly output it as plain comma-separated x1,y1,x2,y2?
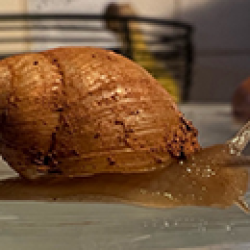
0,104,249,250
0,198,249,250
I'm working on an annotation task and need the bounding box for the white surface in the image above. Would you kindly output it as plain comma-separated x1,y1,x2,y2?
0,104,249,250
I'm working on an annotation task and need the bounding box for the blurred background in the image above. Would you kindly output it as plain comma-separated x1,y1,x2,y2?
0,0,250,104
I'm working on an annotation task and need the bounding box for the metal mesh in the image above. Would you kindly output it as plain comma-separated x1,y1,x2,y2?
0,14,193,101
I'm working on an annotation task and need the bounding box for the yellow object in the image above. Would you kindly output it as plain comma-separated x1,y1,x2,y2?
104,3,180,102
0,0,29,54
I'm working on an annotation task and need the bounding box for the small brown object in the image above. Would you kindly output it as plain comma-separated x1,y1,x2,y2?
232,77,250,122
0,47,248,212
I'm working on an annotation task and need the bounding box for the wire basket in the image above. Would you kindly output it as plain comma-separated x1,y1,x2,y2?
0,14,193,101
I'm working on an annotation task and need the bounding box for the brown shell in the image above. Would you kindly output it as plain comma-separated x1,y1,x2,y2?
0,47,200,179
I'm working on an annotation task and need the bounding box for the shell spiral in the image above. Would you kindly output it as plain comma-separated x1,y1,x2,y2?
0,47,200,179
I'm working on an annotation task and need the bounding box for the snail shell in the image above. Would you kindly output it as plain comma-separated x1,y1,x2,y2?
0,47,248,212
0,47,199,179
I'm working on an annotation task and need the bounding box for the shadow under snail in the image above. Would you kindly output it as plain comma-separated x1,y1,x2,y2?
0,47,249,212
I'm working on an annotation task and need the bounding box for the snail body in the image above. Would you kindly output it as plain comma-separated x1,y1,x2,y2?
0,134,248,212
0,47,248,211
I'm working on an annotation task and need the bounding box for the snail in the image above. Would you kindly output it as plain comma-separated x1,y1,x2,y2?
0,47,249,212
